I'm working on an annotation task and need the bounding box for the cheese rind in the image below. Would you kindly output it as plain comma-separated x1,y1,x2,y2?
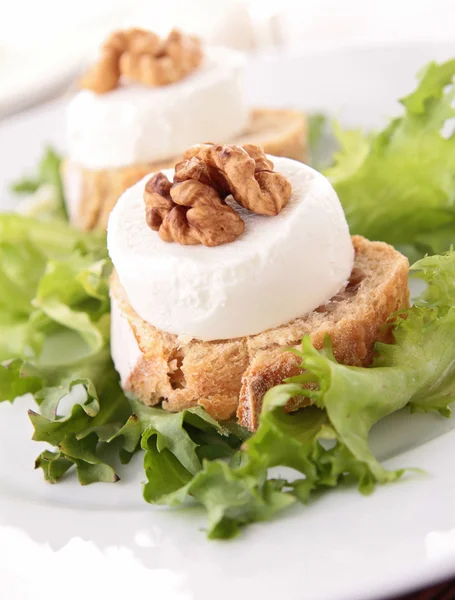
66,48,247,170
107,157,354,341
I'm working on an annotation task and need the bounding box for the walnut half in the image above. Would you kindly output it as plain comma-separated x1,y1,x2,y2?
144,144,292,247
176,143,291,216
145,175,245,247
80,28,203,93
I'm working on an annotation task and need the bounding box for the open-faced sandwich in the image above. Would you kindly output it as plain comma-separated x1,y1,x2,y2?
107,143,409,430
62,28,306,230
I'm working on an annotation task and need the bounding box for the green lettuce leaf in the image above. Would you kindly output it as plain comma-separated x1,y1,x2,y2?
0,360,42,402
307,113,330,170
35,450,74,484
11,147,67,221
308,113,327,154
324,122,371,182
0,214,107,364
137,401,245,505
0,213,134,482
141,395,383,539
324,59,455,256
410,250,455,308
144,439,294,538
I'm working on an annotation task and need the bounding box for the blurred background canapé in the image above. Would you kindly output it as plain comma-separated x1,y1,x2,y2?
1,0,455,118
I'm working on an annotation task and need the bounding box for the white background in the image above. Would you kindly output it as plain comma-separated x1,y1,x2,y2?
1,0,454,117
2,0,455,54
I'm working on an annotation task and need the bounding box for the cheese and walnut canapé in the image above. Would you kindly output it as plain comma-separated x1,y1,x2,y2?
108,144,354,342
106,145,409,434
108,144,410,430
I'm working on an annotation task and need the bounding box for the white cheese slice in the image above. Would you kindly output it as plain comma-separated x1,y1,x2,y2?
107,156,355,341
61,160,83,223
66,48,248,170
110,288,142,387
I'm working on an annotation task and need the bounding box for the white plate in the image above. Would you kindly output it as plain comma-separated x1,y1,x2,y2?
0,46,83,121
0,3,143,120
1,42,455,600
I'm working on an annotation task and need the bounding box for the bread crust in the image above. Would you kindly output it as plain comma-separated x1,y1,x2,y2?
111,236,409,430
62,108,307,231
234,108,306,163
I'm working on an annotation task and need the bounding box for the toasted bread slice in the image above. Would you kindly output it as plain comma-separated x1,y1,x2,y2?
110,236,409,431
62,108,307,231
233,108,306,162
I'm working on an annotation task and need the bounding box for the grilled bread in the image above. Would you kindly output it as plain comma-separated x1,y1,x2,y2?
110,236,409,431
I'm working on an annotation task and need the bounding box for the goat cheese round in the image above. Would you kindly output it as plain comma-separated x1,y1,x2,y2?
108,157,355,341
66,48,247,170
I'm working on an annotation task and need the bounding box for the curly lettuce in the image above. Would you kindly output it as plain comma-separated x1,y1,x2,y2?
324,59,455,256
0,214,132,483
11,147,67,221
